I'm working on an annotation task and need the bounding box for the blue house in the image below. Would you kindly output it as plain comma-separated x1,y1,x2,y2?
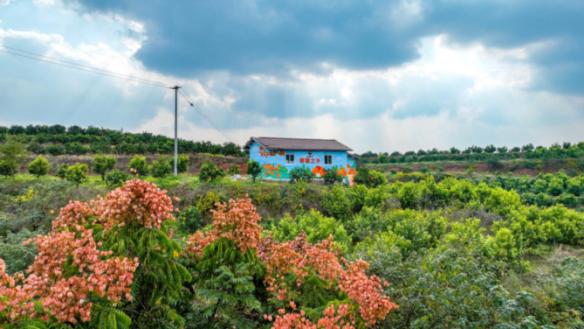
245,137,357,181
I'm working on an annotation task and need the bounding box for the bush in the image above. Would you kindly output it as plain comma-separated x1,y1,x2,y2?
271,209,351,251
321,184,351,220
323,167,342,185
177,154,189,173
228,164,241,175
104,169,130,188
27,155,50,177
289,167,313,183
0,137,26,176
165,155,189,173
354,168,387,187
92,154,116,180
56,164,68,179
247,160,261,182
0,160,18,176
150,157,172,178
199,161,225,182
177,205,204,234
128,155,148,176
64,163,88,185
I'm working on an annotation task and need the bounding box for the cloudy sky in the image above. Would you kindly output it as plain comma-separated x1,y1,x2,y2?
0,0,583,152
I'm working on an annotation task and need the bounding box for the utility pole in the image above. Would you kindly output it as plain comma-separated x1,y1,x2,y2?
171,85,180,176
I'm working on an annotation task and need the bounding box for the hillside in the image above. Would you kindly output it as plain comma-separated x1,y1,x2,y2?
0,170,582,328
0,124,243,156
4,125,584,179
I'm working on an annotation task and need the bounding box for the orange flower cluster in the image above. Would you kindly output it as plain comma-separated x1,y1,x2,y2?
96,179,174,229
338,260,398,326
259,234,342,300
260,235,396,327
272,304,355,329
52,200,96,230
0,180,179,324
186,197,261,256
0,228,138,323
185,196,396,327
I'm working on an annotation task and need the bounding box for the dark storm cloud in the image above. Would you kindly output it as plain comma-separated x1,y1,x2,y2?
69,0,420,75
70,0,584,96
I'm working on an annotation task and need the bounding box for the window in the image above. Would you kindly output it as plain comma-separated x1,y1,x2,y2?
324,155,332,164
286,154,295,163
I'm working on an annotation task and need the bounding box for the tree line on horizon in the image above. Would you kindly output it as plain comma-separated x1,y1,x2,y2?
2,125,584,165
0,124,243,156
361,141,584,164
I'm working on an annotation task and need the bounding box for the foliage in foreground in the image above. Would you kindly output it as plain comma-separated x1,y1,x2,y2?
0,180,396,328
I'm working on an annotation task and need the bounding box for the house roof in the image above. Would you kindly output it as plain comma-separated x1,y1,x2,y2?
245,137,352,152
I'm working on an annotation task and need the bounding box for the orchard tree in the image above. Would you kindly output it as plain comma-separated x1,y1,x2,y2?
323,167,343,185
485,144,497,153
247,160,261,182
150,157,172,178
0,137,27,176
27,155,50,177
64,163,88,186
199,161,225,182
128,155,148,176
92,154,116,180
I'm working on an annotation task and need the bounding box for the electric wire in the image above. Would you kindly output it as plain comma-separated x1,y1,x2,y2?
178,89,237,144
0,44,170,88
0,44,237,144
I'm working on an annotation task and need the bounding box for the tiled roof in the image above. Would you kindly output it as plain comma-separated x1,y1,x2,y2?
246,137,352,151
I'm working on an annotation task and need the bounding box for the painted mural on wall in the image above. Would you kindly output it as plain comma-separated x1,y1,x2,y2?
259,146,286,158
262,164,290,179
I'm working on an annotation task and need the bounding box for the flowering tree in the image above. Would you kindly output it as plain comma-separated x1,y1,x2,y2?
1,181,396,328
0,179,188,329
186,197,397,328
0,213,137,328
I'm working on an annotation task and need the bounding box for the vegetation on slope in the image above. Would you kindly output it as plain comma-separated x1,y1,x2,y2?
0,168,582,328
361,141,584,164
0,125,243,156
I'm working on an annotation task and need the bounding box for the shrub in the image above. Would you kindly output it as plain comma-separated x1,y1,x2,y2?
0,138,26,176
199,161,225,182
228,164,241,175
150,157,172,178
92,154,116,180
247,160,261,182
0,160,17,176
271,209,351,251
323,167,342,185
354,168,387,187
177,205,204,234
128,155,148,176
56,164,68,179
27,155,50,177
64,163,88,186
289,167,313,183
104,169,130,188
177,154,189,173
321,184,351,220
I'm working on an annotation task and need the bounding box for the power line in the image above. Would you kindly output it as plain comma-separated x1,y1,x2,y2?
0,44,170,88
0,44,238,149
178,89,237,144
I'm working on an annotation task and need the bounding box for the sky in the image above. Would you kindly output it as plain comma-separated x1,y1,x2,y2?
0,0,583,153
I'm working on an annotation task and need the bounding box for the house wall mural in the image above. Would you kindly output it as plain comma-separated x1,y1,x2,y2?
246,137,357,181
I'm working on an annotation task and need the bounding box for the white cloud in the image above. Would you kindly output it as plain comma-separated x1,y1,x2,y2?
1,1,583,154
